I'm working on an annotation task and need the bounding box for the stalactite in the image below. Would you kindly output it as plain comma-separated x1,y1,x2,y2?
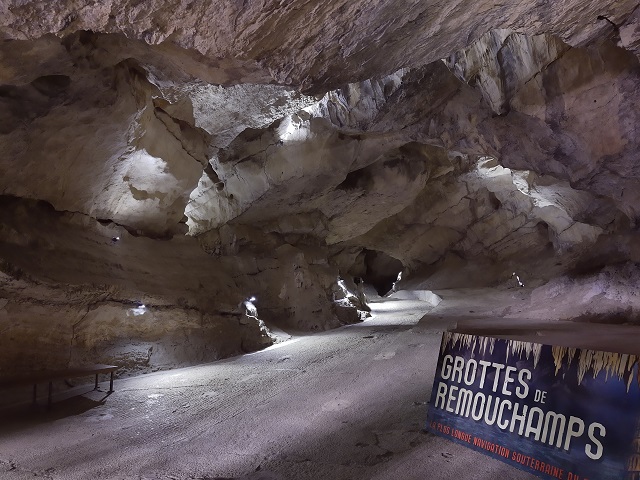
551,346,577,375
553,346,638,392
441,332,495,357
444,332,639,392
443,332,542,365
506,340,543,367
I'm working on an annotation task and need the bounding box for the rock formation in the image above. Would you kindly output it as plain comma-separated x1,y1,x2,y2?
2,1,640,376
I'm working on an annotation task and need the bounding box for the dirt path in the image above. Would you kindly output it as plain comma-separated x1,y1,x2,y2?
0,298,536,480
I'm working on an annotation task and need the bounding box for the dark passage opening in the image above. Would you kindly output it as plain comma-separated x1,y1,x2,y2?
361,249,404,296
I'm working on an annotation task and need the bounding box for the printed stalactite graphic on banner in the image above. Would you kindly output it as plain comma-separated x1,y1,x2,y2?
426,332,640,480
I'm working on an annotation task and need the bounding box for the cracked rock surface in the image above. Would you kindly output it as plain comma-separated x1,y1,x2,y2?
2,2,640,379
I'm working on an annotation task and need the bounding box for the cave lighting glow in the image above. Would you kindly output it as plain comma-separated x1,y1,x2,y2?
278,116,298,143
512,272,525,287
243,299,258,319
127,303,147,317
336,278,353,298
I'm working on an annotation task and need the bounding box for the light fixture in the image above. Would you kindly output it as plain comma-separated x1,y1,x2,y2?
243,298,258,319
512,272,525,287
127,301,147,317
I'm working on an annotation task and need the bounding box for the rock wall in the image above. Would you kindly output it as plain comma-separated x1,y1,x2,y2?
0,196,274,376
1,0,638,89
0,271,272,377
2,2,640,377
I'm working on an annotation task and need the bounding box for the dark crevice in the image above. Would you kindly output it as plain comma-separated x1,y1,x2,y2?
337,167,370,191
0,194,176,240
30,75,72,97
597,15,620,32
360,249,404,296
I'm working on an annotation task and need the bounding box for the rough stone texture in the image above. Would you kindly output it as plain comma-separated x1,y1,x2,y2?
445,30,571,115
0,32,314,238
0,197,274,377
2,1,640,376
0,271,272,377
1,0,637,89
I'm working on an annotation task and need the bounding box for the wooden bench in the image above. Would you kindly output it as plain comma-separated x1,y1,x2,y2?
0,364,118,408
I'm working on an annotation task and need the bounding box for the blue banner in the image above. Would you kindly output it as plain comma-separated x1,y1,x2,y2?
427,332,640,480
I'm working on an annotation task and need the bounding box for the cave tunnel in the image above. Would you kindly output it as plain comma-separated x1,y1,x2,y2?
1,3,640,480
360,249,404,296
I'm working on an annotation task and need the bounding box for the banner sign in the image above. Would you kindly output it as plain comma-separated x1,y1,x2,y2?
426,332,640,480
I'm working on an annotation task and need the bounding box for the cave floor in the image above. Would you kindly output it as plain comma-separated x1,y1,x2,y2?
1,293,593,480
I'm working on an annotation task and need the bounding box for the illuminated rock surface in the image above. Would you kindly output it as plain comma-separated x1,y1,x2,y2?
3,3,640,479
1,1,640,380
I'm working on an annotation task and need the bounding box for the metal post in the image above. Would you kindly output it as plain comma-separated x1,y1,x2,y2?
109,371,114,393
94,373,99,390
